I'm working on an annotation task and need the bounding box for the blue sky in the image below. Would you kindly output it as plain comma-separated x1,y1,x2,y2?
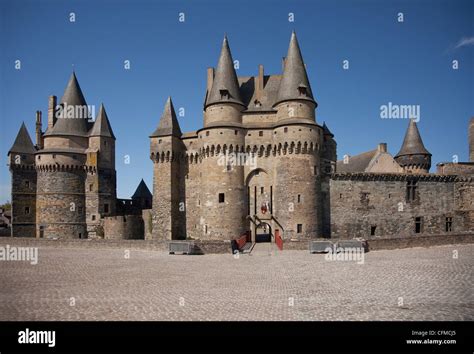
0,0,473,202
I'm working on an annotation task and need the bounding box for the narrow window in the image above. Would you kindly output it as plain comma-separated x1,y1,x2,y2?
445,217,453,232
297,194,301,203
24,180,30,188
234,130,238,135
205,225,208,234
339,193,342,199
89,184,93,192
92,215,96,221
79,233,82,239
52,154,56,159
415,217,423,234
206,131,210,137
72,155,77,159
24,206,30,215
284,127,288,133
104,141,107,147
104,203,109,213
297,224,303,233
370,226,377,236
219,193,225,203
158,139,162,144
406,179,418,202
259,131,263,137
261,187,264,194
226,164,232,172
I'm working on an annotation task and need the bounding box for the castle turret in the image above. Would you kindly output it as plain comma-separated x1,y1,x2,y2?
36,72,89,239
8,123,37,237
200,35,247,240
131,179,152,210
85,104,117,236
273,31,317,122
150,97,185,240
204,35,245,127
394,119,431,174
272,32,321,240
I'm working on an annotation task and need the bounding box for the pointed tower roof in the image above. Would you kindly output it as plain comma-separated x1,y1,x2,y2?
89,104,115,139
395,119,431,158
322,122,334,137
205,35,244,108
46,72,89,136
131,179,152,199
150,97,182,137
8,122,36,155
274,31,316,106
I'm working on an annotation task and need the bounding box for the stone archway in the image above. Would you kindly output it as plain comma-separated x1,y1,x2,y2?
255,222,272,243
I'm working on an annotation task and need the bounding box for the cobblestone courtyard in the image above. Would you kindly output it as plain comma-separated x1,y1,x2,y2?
0,243,473,321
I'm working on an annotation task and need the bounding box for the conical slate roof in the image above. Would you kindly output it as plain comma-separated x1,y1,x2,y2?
275,31,315,106
46,72,90,136
150,97,182,137
90,104,115,139
322,122,334,137
131,179,152,199
395,119,431,158
9,122,36,155
205,36,244,108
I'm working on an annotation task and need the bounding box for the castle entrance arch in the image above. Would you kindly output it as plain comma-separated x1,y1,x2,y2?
255,222,272,243
245,168,273,242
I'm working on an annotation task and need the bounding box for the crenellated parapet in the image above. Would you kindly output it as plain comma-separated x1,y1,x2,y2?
331,172,470,182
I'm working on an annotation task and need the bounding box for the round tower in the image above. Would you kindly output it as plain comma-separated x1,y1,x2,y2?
394,119,431,174
272,32,321,240
36,72,88,239
200,35,247,240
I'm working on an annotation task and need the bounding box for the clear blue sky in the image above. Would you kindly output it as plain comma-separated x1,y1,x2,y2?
0,0,473,203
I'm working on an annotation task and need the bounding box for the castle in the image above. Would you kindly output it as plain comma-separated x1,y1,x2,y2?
7,32,474,245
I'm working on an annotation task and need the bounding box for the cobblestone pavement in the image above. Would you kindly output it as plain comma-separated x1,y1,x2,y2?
0,243,473,321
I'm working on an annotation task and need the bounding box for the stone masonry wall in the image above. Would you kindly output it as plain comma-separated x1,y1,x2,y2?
330,176,473,239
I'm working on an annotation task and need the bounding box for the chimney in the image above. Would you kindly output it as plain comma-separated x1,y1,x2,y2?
35,111,43,149
377,143,387,153
256,64,264,101
206,68,214,92
48,95,57,130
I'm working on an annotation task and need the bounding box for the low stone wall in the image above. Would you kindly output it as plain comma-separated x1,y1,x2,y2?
367,233,474,250
0,238,166,251
1,233,472,253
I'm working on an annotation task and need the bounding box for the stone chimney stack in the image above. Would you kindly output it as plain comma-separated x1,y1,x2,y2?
256,64,264,101
469,117,474,162
206,68,214,93
48,95,57,130
378,143,387,153
35,110,43,149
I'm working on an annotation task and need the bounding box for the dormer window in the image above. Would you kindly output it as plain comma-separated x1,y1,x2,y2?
219,89,230,100
297,84,308,96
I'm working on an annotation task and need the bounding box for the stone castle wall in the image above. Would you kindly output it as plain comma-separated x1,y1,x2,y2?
104,215,144,240
329,174,473,239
